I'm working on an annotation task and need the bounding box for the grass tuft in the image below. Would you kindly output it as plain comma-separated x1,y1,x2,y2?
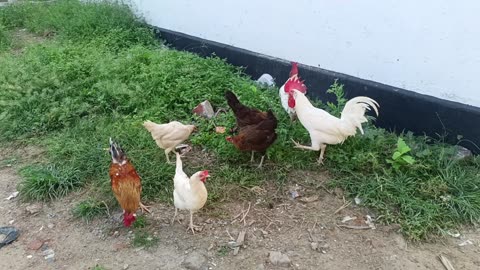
73,198,109,221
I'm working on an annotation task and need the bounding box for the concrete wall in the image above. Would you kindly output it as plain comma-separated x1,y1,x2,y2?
131,0,480,108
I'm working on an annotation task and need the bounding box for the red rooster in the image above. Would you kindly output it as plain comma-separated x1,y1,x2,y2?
108,138,150,227
225,90,278,168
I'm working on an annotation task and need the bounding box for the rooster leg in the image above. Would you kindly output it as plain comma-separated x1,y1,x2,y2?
257,155,265,169
250,151,255,162
171,208,178,225
139,202,151,214
187,210,201,234
291,139,320,151
318,145,327,164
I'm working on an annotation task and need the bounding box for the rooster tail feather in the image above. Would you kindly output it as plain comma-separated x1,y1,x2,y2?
175,152,183,174
340,96,379,135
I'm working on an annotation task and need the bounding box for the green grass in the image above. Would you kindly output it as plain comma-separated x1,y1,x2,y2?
73,198,109,221
0,0,479,241
131,230,159,249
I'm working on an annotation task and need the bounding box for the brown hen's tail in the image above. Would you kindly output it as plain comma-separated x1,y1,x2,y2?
225,90,245,114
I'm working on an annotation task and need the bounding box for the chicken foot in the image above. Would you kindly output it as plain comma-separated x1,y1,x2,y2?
164,150,173,164
187,210,201,234
257,155,265,169
139,202,152,214
291,139,326,164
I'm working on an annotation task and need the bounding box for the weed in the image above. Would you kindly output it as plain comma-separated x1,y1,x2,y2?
216,245,230,257
387,138,416,170
92,265,107,270
131,230,158,249
73,198,109,221
133,215,147,229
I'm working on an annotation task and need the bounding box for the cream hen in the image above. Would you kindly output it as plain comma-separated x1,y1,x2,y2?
172,152,209,234
143,120,195,163
289,88,379,164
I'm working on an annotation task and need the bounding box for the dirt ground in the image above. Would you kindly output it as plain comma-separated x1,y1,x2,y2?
1,147,479,270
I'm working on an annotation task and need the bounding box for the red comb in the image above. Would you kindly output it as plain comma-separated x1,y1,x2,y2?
284,76,307,94
289,62,298,77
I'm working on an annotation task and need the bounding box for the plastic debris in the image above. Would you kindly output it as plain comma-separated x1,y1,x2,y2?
5,191,19,200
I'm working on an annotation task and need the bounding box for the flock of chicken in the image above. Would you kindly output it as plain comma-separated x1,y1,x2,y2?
108,62,380,233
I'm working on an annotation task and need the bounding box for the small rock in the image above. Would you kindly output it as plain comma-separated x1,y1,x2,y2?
8,220,14,225
113,242,129,251
192,100,215,119
256,264,266,270
181,251,208,270
26,255,33,259
256,73,275,87
47,223,54,229
113,231,119,237
27,239,44,250
26,204,42,215
123,264,129,270
215,126,226,134
310,242,318,251
354,197,362,205
268,251,291,266
42,248,55,262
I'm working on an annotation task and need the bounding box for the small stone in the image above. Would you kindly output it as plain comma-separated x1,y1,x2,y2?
47,223,54,229
192,100,214,119
113,231,119,237
26,204,42,215
123,264,129,270
27,239,44,250
310,242,318,251
113,242,129,251
256,264,266,270
26,255,33,259
268,251,291,266
8,219,14,225
42,248,55,262
181,251,208,270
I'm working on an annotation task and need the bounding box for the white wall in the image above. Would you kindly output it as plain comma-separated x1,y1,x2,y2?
131,0,480,108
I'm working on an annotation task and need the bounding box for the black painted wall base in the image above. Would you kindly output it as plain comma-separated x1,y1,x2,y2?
152,27,480,154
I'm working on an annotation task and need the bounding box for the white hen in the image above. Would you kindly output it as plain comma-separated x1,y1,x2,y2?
279,62,307,121
143,120,196,163
172,152,209,234
290,89,379,164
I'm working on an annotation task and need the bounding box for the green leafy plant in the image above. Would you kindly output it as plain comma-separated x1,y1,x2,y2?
131,230,158,249
73,198,109,221
387,138,416,170
325,79,347,117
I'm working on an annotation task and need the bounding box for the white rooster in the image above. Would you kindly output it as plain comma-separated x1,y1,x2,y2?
172,152,209,234
279,62,307,121
287,84,379,164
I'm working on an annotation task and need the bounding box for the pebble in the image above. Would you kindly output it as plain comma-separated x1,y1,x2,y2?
181,251,208,270
27,239,44,250
8,220,14,225
42,248,55,262
26,204,42,215
47,223,55,229
310,242,318,251
123,264,129,269
268,251,291,266
27,255,33,259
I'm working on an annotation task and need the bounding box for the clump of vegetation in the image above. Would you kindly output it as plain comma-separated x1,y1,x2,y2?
0,0,478,241
131,230,158,249
73,198,109,221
